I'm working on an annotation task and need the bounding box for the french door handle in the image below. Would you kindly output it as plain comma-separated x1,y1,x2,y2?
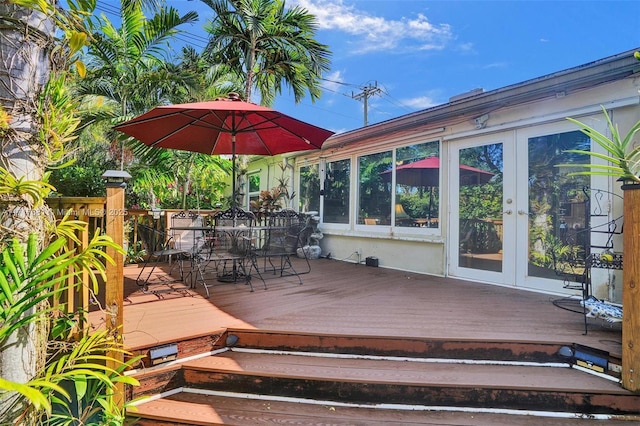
503,209,513,215
518,210,529,216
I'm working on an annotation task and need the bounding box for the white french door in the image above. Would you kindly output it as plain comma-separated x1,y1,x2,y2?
449,119,605,294
448,132,516,286
516,121,597,293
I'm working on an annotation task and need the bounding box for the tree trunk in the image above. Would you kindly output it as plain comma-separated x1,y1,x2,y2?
0,2,53,180
0,2,55,423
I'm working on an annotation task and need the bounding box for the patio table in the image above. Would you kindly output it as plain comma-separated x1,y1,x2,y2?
206,225,265,289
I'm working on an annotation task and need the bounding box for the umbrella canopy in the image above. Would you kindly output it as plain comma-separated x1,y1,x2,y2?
382,156,494,187
115,94,334,206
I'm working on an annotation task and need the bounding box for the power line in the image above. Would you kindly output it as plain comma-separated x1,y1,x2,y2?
320,77,362,89
378,87,415,114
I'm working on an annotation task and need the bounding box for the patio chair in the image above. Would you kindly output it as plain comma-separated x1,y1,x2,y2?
168,211,212,297
551,187,624,334
135,224,191,293
205,207,266,292
256,209,311,284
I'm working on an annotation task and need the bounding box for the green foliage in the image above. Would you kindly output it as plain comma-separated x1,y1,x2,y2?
128,149,229,210
529,228,582,273
358,152,392,219
562,106,640,183
49,164,108,197
0,228,139,423
38,74,83,165
0,168,55,207
204,0,332,105
125,240,146,264
399,192,437,218
459,183,502,220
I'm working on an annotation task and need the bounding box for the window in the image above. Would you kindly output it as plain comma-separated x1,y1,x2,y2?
247,172,260,210
323,159,350,224
358,151,392,225
319,141,439,227
299,164,320,213
394,142,440,227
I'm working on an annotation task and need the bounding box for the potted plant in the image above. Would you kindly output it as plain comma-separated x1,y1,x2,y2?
563,106,640,182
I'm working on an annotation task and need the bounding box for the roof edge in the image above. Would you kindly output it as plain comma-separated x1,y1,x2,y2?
326,47,640,147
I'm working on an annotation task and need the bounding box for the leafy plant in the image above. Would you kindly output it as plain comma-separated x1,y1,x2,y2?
0,228,140,424
563,106,640,183
250,188,287,214
125,241,147,264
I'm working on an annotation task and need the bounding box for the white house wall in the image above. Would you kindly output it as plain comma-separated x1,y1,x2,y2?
246,54,640,299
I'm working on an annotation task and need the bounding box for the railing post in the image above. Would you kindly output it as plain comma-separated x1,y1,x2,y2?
102,170,131,405
621,182,640,392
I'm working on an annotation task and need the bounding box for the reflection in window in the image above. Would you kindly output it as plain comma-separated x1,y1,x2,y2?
394,142,440,227
323,159,350,224
358,151,392,225
247,173,260,210
458,144,502,272
528,131,590,279
299,164,320,213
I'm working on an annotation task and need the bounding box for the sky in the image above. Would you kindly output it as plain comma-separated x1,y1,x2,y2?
123,1,640,135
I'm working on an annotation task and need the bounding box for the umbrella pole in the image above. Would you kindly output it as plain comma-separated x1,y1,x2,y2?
231,133,236,209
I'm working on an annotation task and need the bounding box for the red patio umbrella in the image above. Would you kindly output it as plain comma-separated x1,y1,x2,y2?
382,156,494,187
381,156,495,221
115,93,334,206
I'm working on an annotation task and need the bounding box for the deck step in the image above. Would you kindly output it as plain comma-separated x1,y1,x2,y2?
127,391,636,426
126,331,640,425
179,350,634,414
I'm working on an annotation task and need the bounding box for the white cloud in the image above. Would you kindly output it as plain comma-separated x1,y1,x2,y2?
400,95,439,110
290,0,453,54
481,62,509,70
322,70,345,93
457,42,477,54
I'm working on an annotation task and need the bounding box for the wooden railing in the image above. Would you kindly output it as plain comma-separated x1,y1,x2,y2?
44,199,221,330
46,197,107,328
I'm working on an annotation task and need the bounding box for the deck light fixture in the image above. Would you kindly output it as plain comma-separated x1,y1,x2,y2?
226,334,239,347
101,170,131,188
149,343,178,365
149,207,164,220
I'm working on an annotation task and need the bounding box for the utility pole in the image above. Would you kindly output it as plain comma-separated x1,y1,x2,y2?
352,81,382,126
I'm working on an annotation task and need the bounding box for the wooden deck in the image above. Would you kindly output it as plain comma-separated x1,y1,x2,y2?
83,258,638,424
87,257,622,357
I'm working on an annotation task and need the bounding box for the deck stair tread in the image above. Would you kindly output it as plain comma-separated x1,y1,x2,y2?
129,392,634,426
127,331,639,425
181,350,624,393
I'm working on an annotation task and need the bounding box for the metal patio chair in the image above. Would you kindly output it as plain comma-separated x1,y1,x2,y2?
205,207,266,292
255,209,311,284
135,224,191,293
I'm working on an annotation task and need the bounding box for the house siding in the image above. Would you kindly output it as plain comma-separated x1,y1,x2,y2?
246,49,640,299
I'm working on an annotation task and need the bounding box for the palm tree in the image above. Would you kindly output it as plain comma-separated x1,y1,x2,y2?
0,1,182,422
0,2,61,421
75,5,244,210
76,1,198,169
166,45,245,104
203,0,332,105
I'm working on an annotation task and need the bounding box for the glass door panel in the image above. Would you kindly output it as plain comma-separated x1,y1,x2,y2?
457,143,504,273
527,130,590,280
